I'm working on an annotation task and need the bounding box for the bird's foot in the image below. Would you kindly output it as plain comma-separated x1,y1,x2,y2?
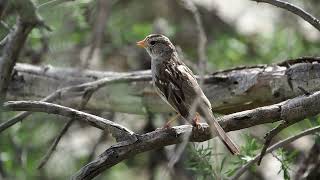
159,114,180,130
192,113,204,131
162,123,171,129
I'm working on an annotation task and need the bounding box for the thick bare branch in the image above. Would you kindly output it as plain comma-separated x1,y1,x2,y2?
72,90,320,179
8,57,320,114
3,101,136,142
252,0,320,31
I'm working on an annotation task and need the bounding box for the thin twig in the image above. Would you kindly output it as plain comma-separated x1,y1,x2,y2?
82,0,109,68
0,89,63,133
231,125,320,179
257,120,293,165
180,0,208,80
37,85,97,169
252,0,320,32
37,0,75,9
37,119,75,169
0,21,11,31
86,130,108,163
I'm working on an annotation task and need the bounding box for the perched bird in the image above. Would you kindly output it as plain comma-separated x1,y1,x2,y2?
137,34,239,155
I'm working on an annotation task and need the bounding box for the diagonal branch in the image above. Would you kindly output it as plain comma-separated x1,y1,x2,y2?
252,0,320,32
2,101,136,142
82,0,109,68
37,118,75,169
180,0,208,75
0,90,62,133
37,82,100,169
72,90,320,180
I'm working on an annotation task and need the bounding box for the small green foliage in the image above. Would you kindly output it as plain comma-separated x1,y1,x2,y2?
226,134,261,176
273,148,298,180
186,143,216,180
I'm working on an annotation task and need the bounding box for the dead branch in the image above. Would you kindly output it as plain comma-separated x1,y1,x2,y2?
37,0,76,9
82,0,109,69
72,90,320,179
180,0,208,75
2,101,136,142
0,73,149,133
7,57,320,114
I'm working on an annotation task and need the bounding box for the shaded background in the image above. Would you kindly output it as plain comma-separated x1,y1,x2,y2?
1,0,320,179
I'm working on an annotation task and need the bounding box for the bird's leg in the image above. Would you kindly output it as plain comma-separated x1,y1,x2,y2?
163,114,180,128
192,112,202,129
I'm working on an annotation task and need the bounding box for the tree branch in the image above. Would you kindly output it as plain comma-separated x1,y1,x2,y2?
252,0,320,32
8,57,320,114
0,73,149,133
0,0,48,101
37,0,75,9
0,89,62,133
2,101,136,142
180,0,208,75
72,90,320,179
81,0,109,69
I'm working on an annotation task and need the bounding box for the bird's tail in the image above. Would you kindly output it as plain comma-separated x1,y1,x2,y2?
206,111,240,155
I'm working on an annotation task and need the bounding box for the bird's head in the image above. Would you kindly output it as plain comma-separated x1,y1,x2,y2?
136,34,175,59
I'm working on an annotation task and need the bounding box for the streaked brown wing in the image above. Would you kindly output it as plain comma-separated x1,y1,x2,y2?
154,57,211,119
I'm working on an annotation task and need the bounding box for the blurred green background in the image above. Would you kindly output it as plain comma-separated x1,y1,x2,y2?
1,0,320,179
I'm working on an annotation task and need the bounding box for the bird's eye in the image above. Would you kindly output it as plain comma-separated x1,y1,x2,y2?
150,41,156,45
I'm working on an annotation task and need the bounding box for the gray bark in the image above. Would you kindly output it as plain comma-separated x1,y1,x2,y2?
8,57,320,114
72,90,320,179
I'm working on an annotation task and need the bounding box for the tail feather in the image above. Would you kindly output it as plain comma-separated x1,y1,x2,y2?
204,110,240,155
211,120,240,155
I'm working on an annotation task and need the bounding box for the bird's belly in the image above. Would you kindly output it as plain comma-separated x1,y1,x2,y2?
152,81,177,112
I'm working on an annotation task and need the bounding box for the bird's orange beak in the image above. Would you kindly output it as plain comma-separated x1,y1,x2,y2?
136,39,146,48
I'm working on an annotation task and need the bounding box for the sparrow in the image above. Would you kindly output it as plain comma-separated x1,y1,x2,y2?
137,34,240,155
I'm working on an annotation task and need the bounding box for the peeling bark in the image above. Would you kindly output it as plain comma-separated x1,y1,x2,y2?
7,57,320,114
